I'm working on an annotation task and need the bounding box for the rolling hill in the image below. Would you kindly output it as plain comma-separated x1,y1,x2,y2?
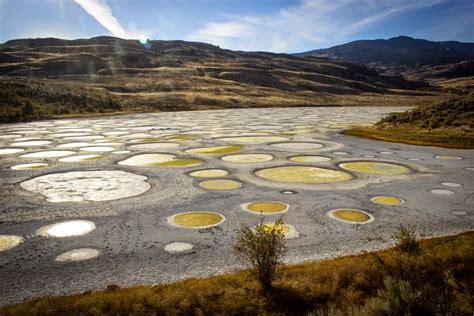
0,36,444,122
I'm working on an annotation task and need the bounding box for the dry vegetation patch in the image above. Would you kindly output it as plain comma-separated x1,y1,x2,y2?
345,98,474,148
2,232,472,315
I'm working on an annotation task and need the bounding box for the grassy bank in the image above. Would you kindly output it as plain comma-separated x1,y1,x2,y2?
345,98,474,149
345,126,474,149
2,232,473,315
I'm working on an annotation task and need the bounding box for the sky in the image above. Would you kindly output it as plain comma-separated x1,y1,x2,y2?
0,0,472,53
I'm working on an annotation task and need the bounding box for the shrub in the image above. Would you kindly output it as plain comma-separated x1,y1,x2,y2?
361,277,422,315
393,225,420,255
234,218,286,290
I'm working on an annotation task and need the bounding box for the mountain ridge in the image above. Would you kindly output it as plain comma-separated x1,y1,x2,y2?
296,36,474,79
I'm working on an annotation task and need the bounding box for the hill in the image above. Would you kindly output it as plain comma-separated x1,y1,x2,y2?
345,98,474,148
0,36,444,123
297,36,474,81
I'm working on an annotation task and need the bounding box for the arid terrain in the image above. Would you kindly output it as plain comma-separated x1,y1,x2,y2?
0,37,452,123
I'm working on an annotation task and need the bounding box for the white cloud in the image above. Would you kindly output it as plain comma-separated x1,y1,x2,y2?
74,0,128,38
188,0,448,52
74,0,150,40
194,22,253,39
349,0,446,32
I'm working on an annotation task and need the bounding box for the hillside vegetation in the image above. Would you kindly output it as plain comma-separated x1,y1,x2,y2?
0,36,445,123
2,232,473,315
345,98,474,148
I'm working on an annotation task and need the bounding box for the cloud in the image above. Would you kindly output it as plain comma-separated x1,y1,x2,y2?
188,0,448,52
194,22,253,39
349,0,446,32
74,0,129,38
74,0,151,40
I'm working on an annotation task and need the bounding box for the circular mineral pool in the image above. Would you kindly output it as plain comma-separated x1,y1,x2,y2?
165,134,201,141
339,161,411,176
119,154,202,167
59,155,105,162
103,131,129,136
112,150,131,154
128,142,180,150
55,248,100,262
282,128,317,135
57,142,94,148
435,155,462,160
0,134,21,139
289,155,331,163
328,209,374,224
80,146,115,152
51,132,90,137
10,140,51,147
371,196,404,205
270,142,324,151
255,166,353,184
281,190,297,195
11,162,48,170
221,153,273,163
167,211,225,228
189,169,229,178
128,137,162,143
199,179,242,190
430,189,455,195
21,150,75,158
164,242,194,253
217,136,289,143
21,170,150,202
0,235,24,251
185,145,242,154
37,220,96,237
64,136,104,141
260,223,299,239
441,182,462,188
243,201,289,214
0,148,25,155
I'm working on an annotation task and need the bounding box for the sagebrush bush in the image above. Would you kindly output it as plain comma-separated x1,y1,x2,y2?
234,217,286,290
393,224,420,255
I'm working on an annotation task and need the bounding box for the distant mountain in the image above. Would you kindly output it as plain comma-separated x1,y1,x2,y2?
296,36,474,79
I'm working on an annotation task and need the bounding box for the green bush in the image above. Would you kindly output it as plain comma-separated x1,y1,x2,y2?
234,218,287,290
393,225,420,255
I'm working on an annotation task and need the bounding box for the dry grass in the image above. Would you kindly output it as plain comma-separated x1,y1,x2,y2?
2,232,473,315
345,126,474,149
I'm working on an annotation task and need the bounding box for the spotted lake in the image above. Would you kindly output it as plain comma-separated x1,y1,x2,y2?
1,107,473,305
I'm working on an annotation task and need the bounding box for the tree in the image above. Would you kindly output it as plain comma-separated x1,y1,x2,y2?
234,217,287,290
22,100,34,119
